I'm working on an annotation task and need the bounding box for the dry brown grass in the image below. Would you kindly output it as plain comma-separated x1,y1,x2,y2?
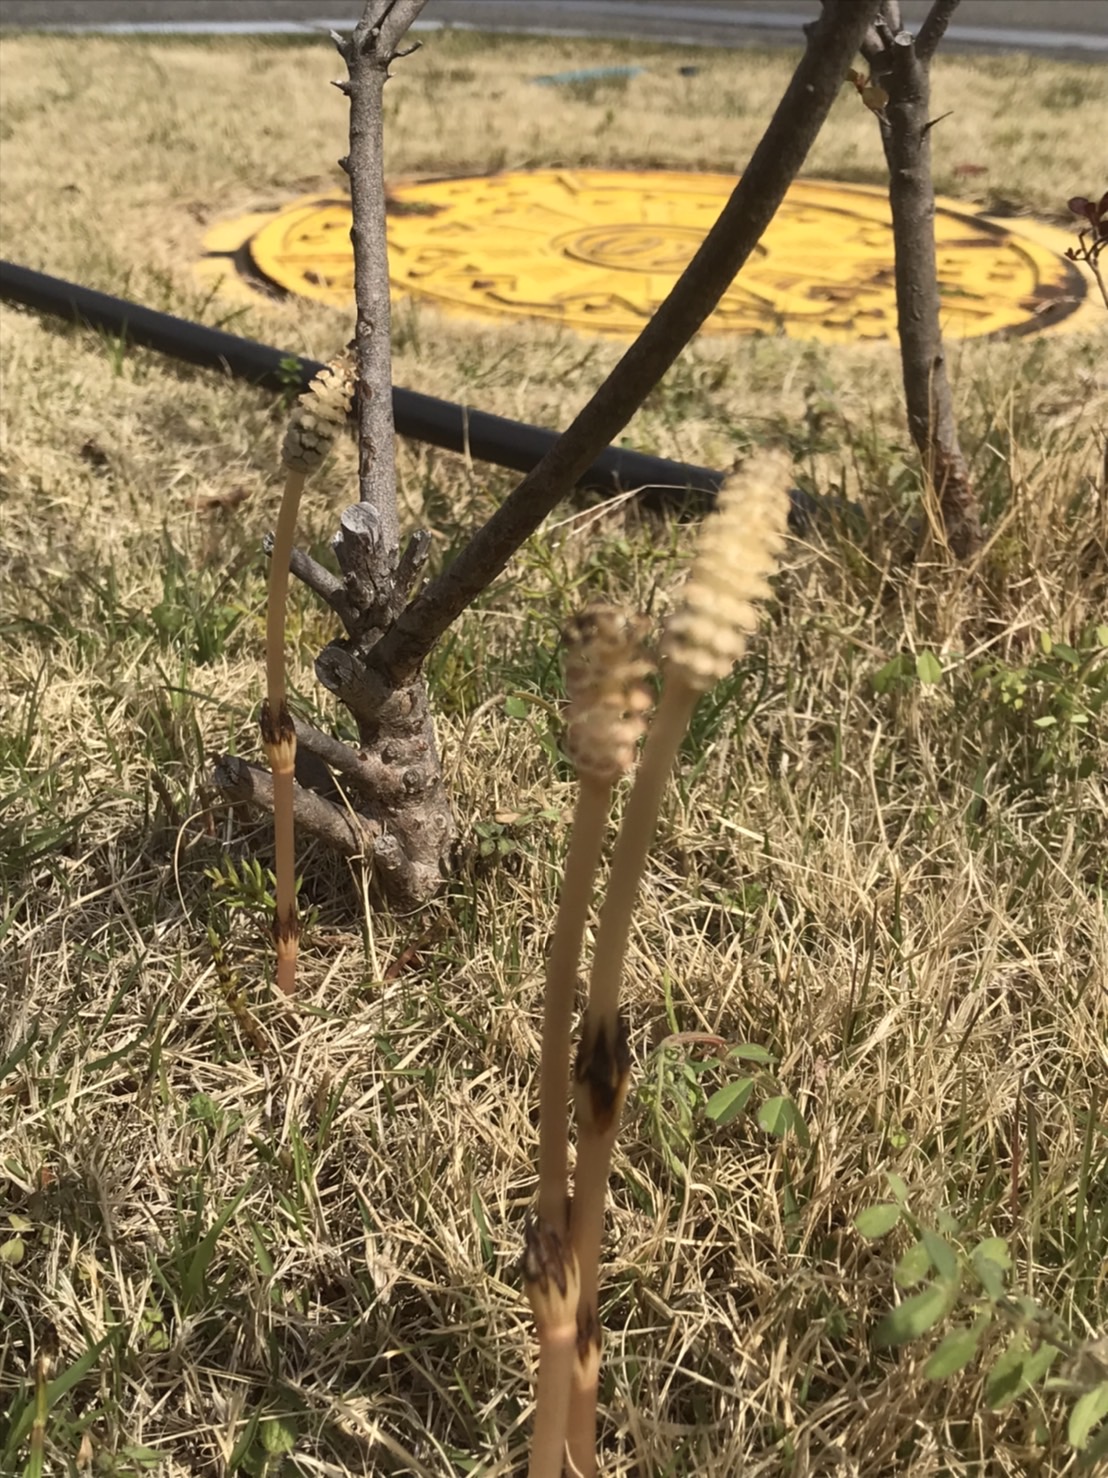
2,23,1108,1478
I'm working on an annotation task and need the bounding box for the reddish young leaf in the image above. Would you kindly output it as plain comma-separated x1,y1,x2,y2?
1068,194,1108,238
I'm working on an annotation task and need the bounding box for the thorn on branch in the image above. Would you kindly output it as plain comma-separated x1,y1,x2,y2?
923,109,953,134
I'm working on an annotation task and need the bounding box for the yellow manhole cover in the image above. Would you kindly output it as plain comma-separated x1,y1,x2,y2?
199,169,1094,341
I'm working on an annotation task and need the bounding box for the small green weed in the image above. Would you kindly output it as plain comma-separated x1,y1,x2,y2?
636,982,807,1181
977,625,1108,783
856,1175,1108,1466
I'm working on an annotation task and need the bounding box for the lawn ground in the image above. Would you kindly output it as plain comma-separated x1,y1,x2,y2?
1,24,1107,1478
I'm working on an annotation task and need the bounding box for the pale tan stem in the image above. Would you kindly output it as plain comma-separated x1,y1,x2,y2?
563,459,787,1473
263,467,307,996
527,1246,580,1478
529,1345,576,1478
567,1343,601,1478
269,741,298,998
585,674,699,1032
571,1117,622,1339
266,469,306,710
569,1103,621,1478
565,1107,621,1478
566,671,701,1476
537,776,613,1229
529,775,613,1478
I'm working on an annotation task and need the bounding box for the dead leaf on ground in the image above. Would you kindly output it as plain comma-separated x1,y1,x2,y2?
193,485,250,514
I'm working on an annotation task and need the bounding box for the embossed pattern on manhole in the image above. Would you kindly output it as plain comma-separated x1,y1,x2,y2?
198,169,1092,340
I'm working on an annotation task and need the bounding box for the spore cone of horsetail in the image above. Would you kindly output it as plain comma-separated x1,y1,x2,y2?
562,607,654,786
662,447,791,691
525,606,652,1478
281,353,356,476
264,350,354,996
565,451,792,1477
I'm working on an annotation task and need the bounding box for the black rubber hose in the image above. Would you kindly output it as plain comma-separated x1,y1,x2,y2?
0,259,728,506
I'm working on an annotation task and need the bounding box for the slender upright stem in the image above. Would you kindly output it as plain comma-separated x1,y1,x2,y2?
262,467,306,997
567,675,700,1477
527,1291,578,1478
854,0,981,557
526,607,654,1477
564,1115,619,1478
527,775,612,1478
583,682,699,1033
265,470,305,711
537,777,613,1229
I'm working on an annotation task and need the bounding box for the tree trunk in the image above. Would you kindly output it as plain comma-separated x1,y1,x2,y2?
326,0,454,911
865,2,983,559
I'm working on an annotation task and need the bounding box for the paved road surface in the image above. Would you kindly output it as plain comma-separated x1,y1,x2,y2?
2,0,1107,57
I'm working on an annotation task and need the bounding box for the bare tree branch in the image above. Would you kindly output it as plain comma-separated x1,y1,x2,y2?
394,528,432,601
856,0,898,64
362,0,427,58
916,0,962,62
293,716,441,807
860,24,883,62
367,0,882,687
213,754,377,857
293,717,380,794
862,7,981,557
334,0,426,552
269,538,357,629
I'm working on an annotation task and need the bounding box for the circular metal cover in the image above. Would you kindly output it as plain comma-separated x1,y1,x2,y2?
199,169,1093,340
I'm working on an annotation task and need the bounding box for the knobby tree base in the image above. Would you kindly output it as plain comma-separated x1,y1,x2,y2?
215,502,455,912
